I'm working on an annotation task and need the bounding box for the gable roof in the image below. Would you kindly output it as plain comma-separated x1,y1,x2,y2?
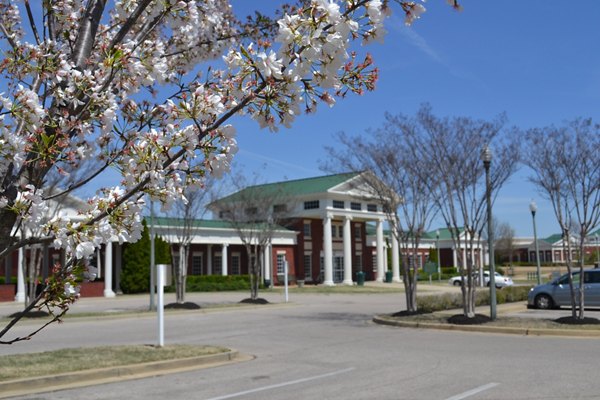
542,234,563,244
213,172,362,204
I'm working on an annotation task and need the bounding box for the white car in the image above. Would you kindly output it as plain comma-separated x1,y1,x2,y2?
449,271,514,288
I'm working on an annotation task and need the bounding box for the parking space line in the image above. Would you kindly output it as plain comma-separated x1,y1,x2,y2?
205,367,355,400
445,383,499,400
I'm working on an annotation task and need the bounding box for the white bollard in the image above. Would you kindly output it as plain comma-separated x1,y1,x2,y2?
157,263,166,347
284,260,289,303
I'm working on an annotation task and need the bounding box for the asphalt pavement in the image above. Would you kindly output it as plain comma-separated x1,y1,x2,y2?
0,283,596,397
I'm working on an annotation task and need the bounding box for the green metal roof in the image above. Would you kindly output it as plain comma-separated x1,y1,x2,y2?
542,233,563,244
148,216,236,229
214,172,361,204
146,216,292,232
423,227,465,240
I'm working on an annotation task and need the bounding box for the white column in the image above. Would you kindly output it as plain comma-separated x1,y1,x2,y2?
104,242,116,298
264,243,272,286
207,244,213,275
15,247,25,303
96,248,102,279
391,233,401,283
342,216,353,285
376,218,384,282
222,244,228,276
452,246,458,270
323,214,334,286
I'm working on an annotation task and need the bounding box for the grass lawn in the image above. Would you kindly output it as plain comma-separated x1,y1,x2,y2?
0,344,228,382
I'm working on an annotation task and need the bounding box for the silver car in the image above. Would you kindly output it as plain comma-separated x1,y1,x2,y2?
527,269,600,309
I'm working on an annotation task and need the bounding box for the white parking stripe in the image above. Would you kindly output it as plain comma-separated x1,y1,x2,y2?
445,383,499,400
205,367,355,400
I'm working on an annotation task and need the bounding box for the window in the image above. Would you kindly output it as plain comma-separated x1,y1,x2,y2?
338,225,344,238
218,210,231,219
367,204,378,212
304,200,320,210
214,254,222,275
273,204,287,213
245,207,257,216
354,224,362,241
231,253,241,275
191,253,203,275
354,254,362,270
304,254,312,280
304,222,312,238
351,202,361,211
276,253,286,275
333,200,344,209
331,224,337,238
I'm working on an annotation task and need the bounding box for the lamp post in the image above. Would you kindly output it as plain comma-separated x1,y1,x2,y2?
596,233,599,267
436,229,441,282
482,145,496,320
529,201,542,285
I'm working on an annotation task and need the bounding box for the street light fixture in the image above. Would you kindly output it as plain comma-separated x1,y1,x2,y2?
529,201,542,285
436,229,441,282
482,145,497,320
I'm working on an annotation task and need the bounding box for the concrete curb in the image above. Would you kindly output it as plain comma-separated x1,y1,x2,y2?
0,350,253,399
372,315,600,338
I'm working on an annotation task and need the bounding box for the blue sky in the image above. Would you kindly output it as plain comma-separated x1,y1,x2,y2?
226,1,600,238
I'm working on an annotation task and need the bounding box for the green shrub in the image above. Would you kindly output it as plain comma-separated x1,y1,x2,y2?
165,275,252,292
121,221,171,294
0,277,17,284
416,285,532,313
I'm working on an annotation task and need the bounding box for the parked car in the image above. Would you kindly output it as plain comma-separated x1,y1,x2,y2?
449,271,514,288
528,269,600,309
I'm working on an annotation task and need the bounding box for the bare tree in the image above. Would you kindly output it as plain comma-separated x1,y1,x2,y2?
403,105,519,319
167,178,219,304
495,221,516,266
323,124,438,313
525,118,600,320
211,173,289,301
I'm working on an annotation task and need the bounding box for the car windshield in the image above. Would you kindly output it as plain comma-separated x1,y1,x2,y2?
556,272,579,285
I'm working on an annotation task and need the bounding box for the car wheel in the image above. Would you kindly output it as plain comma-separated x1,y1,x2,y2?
535,294,553,310
453,281,461,286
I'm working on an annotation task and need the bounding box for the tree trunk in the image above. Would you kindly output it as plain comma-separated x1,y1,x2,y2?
176,245,187,304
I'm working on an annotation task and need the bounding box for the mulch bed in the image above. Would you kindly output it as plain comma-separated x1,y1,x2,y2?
447,314,492,325
164,302,201,310
554,316,600,325
8,311,50,319
239,298,269,305
391,310,428,317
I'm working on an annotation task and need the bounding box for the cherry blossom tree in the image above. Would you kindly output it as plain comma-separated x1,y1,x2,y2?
0,0,459,343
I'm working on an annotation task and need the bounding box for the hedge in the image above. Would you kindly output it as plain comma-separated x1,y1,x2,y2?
165,275,252,292
416,285,533,313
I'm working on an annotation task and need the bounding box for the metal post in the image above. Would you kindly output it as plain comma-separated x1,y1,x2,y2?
596,233,599,267
150,201,156,311
157,263,165,347
482,145,497,320
530,201,542,285
284,259,289,303
436,230,441,282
